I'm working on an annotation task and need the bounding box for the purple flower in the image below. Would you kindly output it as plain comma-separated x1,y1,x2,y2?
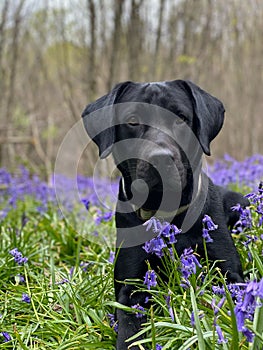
95,210,113,225
232,205,252,232
16,274,25,283
22,293,31,303
202,228,214,243
143,218,181,257
180,248,202,282
190,310,204,327
143,216,163,233
107,313,118,333
165,293,174,321
81,198,90,210
202,215,218,231
80,261,90,272
108,251,115,263
156,345,163,350
215,324,228,344
233,278,263,341
55,278,70,285
131,304,145,318
9,248,28,265
212,285,226,296
241,327,254,343
212,296,226,316
202,215,217,243
144,270,157,290
0,332,11,342
143,236,167,258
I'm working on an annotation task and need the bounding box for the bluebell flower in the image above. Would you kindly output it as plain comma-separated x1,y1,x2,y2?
202,228,214,243
107,313,118,333
233,278,263,342
241,327,254,343
202,215,217,243
202,214,218,231
108,251,115,263
55,278,70,285
143,236,167,257
81,198,90,210
215,324,228,344
131,304,145,318
0,331,11,342
143,218,181,257
190,310,204,327
80,261,90,272
212,285,226,295
9,248,28,265
95,210,113,225
143,216,163,233
211,296,226,316
180,248,202,282
15,274,25,284
232,204,252,231
144,270,157,290
22,293,31,303
165,293,174,321
156,344,163,350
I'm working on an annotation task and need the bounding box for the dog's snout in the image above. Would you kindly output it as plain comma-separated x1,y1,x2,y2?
149,151,174,170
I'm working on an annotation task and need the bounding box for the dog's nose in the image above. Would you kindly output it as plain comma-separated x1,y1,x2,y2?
149,151,174,170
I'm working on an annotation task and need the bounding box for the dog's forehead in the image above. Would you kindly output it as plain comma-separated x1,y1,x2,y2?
118,81,194,116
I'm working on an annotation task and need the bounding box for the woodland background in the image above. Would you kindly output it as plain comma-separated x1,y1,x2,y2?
0,0,262,179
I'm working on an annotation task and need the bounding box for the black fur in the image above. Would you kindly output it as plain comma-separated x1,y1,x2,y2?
82,80,249,349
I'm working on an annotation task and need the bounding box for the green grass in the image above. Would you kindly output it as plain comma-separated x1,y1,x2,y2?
0,187,262,349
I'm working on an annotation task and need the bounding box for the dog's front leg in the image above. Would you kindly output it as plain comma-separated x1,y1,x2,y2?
205,226,244,283
114,245,149,350
116,285,148,350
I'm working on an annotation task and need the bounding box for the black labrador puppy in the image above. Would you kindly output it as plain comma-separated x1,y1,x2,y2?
82,80,248,349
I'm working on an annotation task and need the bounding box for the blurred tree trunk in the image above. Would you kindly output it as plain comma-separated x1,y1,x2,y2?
127,0,144,81
107,0,124,89
5,0,26,165
0,0,10,163
151,0,165,78
87,0,97,100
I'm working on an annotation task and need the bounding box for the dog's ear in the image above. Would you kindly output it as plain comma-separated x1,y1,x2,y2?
82,81,132,158
183,80,225,156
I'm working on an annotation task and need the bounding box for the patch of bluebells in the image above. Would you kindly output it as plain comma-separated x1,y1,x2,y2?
231,204,252,233
245,181,263,227
0,167,118,223
212,278,263,342
231,182,263,254
9,248,28,265
207,154,263,189
143,217,181,258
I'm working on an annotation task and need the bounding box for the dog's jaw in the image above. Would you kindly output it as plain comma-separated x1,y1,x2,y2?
121,174,202,222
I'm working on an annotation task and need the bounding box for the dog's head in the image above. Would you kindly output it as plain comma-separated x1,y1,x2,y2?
82,80,224,210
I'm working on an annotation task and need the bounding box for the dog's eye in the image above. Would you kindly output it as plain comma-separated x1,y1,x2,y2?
126,116,140,126
175,115,187,125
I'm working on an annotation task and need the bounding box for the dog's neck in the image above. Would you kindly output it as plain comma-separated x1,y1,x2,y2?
121,174,203,222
